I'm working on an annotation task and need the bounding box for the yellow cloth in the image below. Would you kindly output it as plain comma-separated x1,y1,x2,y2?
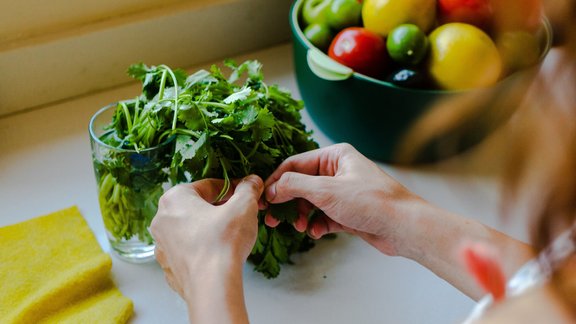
0,206,133,323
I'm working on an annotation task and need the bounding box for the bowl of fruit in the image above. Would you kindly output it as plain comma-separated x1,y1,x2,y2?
290,0,552,163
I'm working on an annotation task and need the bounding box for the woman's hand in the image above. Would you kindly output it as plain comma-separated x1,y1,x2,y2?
265,143,534,301
264,143,421,256
150,174,263,324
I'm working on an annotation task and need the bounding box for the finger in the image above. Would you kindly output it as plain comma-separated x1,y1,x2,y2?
264,148,327,188
307,213,346,239
258,197,268,210
216,177,256,203
297,199,315,221
290,199,310,232
265,212,281,227
163,179,227,206
266,171,332,204
265,199,312,231
293,213,308,232
225,175,264,209
212,176,266,205
264,143,353,188
190,178,230,203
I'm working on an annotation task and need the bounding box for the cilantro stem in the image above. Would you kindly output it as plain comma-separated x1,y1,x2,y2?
172,128,202,139
158,69,168,101
273,125,289,148
223,138,250,174
246,141,260,159
215,158,230,202
196,101,233,112
158,65,180,130
99,173,115,197
132,98,141,126
276,120,306,134
120,102,133,132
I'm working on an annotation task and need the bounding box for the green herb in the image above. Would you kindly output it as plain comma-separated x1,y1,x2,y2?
93,59,320,278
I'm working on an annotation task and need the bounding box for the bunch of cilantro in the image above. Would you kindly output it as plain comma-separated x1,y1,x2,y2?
94,60,320,278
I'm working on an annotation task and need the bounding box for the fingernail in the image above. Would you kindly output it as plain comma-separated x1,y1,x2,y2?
309,225,322,239
295,216,306,233
242,175,257,186
265,213,280,228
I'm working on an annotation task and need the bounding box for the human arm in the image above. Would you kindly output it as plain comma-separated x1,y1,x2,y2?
264,143,534,301
469,283,575,323
150,175,264,324
399,202,533,301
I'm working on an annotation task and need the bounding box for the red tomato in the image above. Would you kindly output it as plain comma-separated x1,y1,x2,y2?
328,27,387,78
438,0,493,30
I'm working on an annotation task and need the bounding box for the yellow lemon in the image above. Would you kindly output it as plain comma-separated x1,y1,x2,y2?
362,0,436,37
428,23,502,90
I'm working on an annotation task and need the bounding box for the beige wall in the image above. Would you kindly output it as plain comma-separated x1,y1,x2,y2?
0,0,293,116
0,0,200,43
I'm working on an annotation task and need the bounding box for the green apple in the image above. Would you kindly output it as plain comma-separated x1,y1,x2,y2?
302,0,333,26
304,23,333,51
326,0,362,30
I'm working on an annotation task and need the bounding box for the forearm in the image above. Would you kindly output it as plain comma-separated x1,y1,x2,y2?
183,253,249,324
397,200,534,301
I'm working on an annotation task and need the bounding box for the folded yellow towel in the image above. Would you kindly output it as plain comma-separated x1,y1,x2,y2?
0,206,133,323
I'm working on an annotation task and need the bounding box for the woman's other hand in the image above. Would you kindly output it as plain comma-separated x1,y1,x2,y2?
150,174,263,324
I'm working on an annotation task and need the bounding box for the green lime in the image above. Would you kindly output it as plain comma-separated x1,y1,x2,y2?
326,0,362,30
304,23,333,51
386,24,429,65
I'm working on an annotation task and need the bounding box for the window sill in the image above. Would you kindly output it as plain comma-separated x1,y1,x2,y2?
0,0,293,117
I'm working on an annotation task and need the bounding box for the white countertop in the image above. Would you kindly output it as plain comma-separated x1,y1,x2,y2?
0,43,528,323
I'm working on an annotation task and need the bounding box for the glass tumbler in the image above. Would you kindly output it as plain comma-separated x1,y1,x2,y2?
89,104,173,263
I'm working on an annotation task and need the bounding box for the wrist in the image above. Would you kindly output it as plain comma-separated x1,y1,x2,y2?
391,197,443,261
182,249,244,300
182,249,248,323
361,193,433,257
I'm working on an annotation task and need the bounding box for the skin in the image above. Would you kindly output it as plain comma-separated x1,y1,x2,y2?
150,175,264,324
150,143,568,323
263,143,533,300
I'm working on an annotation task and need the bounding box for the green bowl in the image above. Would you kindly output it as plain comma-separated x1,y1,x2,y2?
289,0,552,163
